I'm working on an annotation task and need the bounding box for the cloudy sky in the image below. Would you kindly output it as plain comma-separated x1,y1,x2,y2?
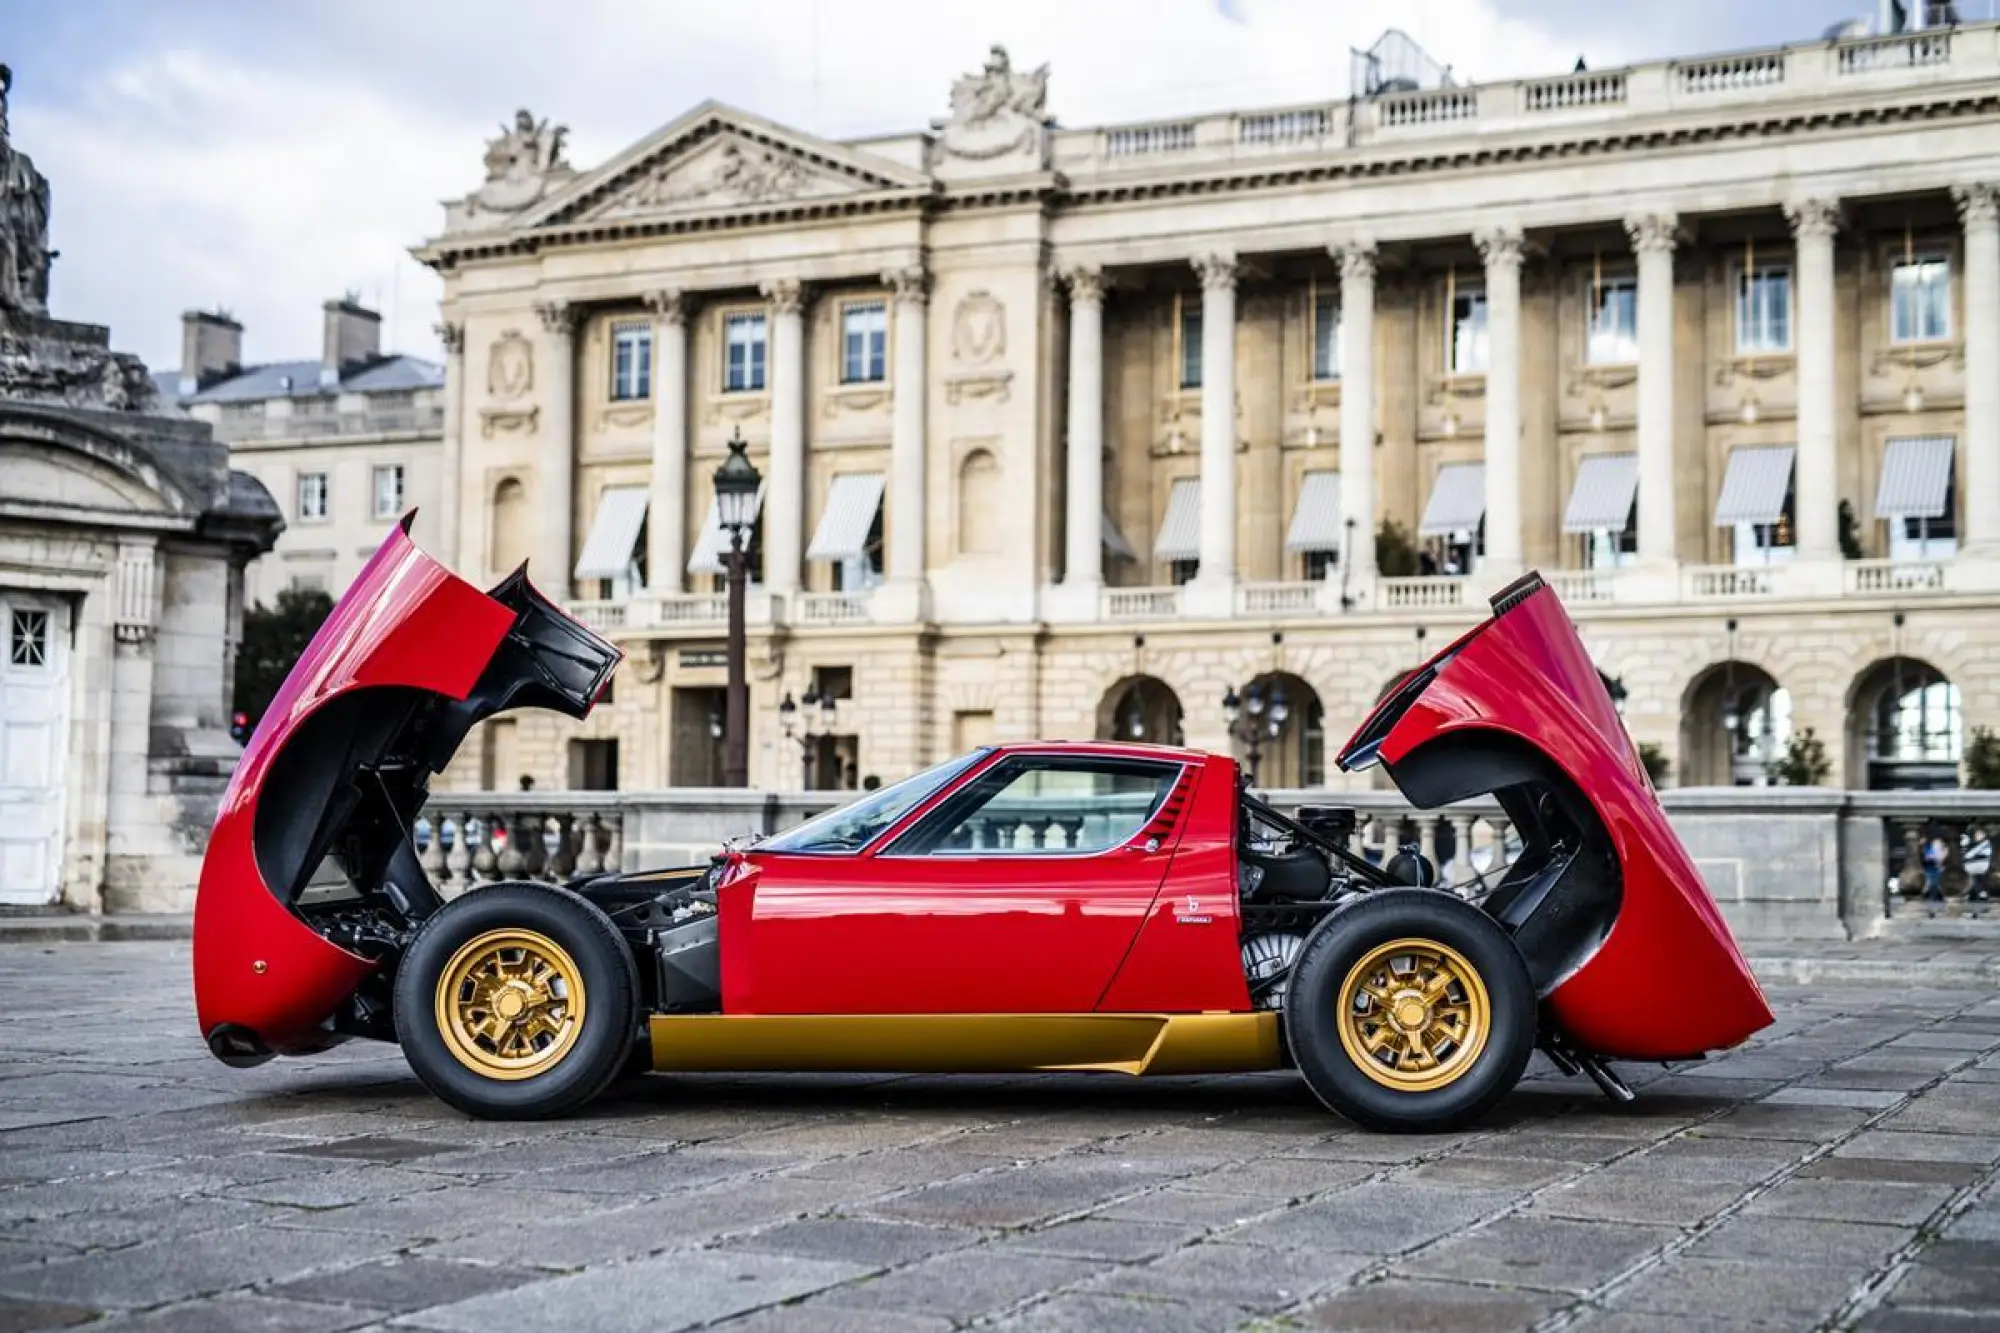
6,0,1889,373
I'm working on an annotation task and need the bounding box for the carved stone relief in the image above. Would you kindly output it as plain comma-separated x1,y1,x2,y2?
487,331,533,400
593,135,840,220
933,45,1051,173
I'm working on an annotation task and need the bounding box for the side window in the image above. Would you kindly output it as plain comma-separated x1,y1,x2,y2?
890,757,1180,856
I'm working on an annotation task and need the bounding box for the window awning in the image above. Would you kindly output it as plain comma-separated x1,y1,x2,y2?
573,486,650,581
1713,445,1797,527
1102,513,1137,562
1417,462,1486,538
1154,477,1201,562
1562,453,1640,533
1875,435,1956,520
686,484,767,574
1285,470,1343,553
806,472,887,563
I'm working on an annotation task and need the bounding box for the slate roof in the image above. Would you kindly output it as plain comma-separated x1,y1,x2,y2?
165,354,444,407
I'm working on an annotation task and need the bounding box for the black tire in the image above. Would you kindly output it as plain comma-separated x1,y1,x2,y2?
393,882,640,1120
1284,889,1535,1134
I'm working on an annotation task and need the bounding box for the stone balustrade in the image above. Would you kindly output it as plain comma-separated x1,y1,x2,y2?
411,784,2000,941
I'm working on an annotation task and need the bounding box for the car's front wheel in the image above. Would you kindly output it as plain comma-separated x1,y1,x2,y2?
393,882,638,1120
1285,889,1535,1133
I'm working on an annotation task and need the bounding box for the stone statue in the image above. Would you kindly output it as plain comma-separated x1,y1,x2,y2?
473,108,571,213
936,44,1051,166
0,63,56,315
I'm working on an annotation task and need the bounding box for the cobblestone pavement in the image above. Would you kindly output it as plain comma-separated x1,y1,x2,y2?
1,942,1997,1332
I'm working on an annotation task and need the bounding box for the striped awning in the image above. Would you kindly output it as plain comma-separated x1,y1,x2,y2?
1154,477,1201,561
573,486,649,581
1285,470,1343,553
1713,445,1797,527
1875,435,1956,520
807,472,887,563
686,484,767,575
1418,462,1486,537
1562,453,1640,533
1102,513,1138,562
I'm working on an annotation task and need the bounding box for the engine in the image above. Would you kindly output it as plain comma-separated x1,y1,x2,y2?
577,870,724,1014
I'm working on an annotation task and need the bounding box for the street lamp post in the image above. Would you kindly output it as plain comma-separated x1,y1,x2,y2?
779,687,839,788
712,429,762,788
1222,679,1290,784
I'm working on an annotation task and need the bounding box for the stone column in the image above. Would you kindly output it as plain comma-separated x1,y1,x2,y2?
1787,197,1842,562
434,320,465,566
533,300,578,599
645,289,689,592
1335,243,1377,582
1063,267,1107,592
1955,183,2000,555
1476,226,1525,578
1625,214,1681,566
761,278,807,597
1193,253,1240,590
884,265,930,585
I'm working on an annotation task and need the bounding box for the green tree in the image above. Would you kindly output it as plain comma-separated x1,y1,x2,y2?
1377,518,1419,577
1837,499,1864,560
1966,727,2000,790
1769,727,1833,787
1637,742,1670,787
233,587,336,726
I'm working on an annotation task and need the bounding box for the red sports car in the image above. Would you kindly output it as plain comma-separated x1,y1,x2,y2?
193,517,1772,1132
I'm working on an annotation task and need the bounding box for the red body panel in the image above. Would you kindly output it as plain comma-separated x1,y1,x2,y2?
720,746,1248,1016
1367,586,1774,1059
192,522,516,1053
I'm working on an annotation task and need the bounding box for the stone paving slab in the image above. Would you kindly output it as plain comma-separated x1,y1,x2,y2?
0,940,1998,1331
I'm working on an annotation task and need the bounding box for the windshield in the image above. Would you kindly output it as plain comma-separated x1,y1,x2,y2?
760,749,991,854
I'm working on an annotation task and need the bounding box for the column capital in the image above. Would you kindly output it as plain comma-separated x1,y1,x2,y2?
1473,226,1526,269
1062,265,1107,305
1192,252,1241,293
882,265,930,306
1333,242,1377,285
1623,213,1683,255
643,289,688,325
534,299,579,336
1952,182,2000,231
435,320,465,355
1784,197,1844,243
760,277,807,315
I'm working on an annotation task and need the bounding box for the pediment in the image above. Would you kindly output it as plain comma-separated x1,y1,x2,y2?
528,104,930,228
0,441,177,517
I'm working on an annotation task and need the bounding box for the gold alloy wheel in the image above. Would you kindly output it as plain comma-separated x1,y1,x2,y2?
1335,937,1492,1093
435,928,587,1081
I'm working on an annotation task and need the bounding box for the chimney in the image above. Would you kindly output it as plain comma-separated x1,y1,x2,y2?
321,293,382,388
179,308,243,397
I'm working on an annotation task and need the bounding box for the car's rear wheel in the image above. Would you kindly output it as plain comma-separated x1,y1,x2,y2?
1285,889,1535,1133
394,882,638,1120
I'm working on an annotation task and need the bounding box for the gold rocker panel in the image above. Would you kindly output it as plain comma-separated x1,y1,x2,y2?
648,1012,1284,1077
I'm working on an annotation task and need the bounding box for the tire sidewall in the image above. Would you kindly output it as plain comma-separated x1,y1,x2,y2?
394,882,638,1119
1285,889,1536,1133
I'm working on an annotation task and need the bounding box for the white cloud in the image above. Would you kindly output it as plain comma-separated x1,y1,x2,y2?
18,0,1623,372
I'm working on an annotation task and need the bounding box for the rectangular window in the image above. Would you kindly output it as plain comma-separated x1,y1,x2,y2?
1304,550,1336,581
1736,266,1792,354
1449,290,1489,374
1169,558,1199,586
1312,292,1341,382
1890,255,1951,345
723,312,768,393
1586,278,1639,366
8,609,49,668
1584,506,1639,571
371,464,404,520
298,472,328,522
610,320,653,401
840,301,887,384
1179,300,1202,389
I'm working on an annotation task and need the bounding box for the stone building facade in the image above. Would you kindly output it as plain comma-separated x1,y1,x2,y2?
413,25,2000,797
0,67,280,911
153,300,445,608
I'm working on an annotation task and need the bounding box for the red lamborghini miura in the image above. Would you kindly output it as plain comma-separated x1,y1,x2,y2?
193,517,1772,1132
